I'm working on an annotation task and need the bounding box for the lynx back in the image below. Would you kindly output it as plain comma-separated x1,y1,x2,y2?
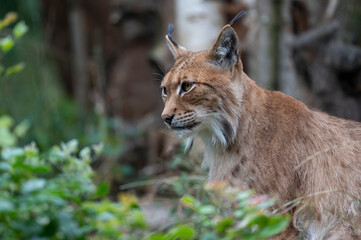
160,14,361,240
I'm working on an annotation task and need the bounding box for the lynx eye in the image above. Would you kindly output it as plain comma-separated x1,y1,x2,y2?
161,87,167,97
181,82,194,93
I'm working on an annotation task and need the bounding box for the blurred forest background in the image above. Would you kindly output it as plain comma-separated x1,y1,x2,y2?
1,0,361,201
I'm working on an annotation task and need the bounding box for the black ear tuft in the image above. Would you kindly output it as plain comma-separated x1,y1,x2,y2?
168,24,178,47
209,26,239,72
229,11,247,26
166,24,188,58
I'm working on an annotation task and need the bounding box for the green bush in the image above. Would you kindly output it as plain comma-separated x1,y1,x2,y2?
0,13,289,240
176,186,289,240
0,115,194,240
0,115,290,239
0,13,288,237
0,12,28,78
0,115,147,239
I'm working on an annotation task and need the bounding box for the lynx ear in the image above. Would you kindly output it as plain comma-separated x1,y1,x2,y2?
166,24,188,59
209,25,239,72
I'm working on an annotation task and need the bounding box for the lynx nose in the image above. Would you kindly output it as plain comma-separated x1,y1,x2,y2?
162,114,174,125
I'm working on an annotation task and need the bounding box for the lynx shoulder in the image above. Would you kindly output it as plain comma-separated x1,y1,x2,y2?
160,14,361,239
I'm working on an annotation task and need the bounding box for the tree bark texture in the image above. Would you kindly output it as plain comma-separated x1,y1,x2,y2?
175,0,225,51
246,0,361,121
69,0,88,128
290,0,361,121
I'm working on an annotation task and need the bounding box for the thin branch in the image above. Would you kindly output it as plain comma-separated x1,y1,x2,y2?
292,20,339,49
323,0,339,21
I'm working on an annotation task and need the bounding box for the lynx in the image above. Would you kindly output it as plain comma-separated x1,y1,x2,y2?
160,12,361,239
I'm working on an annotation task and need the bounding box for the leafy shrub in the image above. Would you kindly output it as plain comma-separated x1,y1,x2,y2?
0,12,28,78
178,185,289,240
0,115,289,240
0,11,301,239
144,181,289,240
0,115,290,239
0,115,147,240
0,10,290,240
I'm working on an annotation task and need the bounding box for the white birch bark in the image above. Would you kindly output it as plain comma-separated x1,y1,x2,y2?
175,0,225,51
246,0,273,89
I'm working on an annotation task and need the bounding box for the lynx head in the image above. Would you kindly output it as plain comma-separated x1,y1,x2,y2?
161,12,246,151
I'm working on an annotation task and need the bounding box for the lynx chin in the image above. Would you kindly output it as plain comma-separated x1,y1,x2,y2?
160,12,361,240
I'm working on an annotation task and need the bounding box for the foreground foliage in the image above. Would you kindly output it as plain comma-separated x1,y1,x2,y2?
0,11,289,240
176,187,289,240
0,12,28,78
0,115,147,239
0,115,289,240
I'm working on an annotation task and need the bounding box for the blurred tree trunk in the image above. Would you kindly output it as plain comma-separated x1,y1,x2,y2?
247,0,274,89
247,0,308,96
279,0,308,100
69,0,88,128
290,0,361,121
247,0,361,121
175,0,225,52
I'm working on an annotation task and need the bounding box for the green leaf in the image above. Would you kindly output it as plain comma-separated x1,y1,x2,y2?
22,178,46,194
97,211,115,221
49,147,66,163
1,147,23,159
57,211,83,238
167,225,196,239
0,115,13,128
247,214,268,227
216,217,233,233
13,21,28,39
198,205,216,215
130,210,148,229
0,128,17,147
255,199,275,210
24,143,39,158
149,233,167,240
234,209,245,218
257,215,290,238
80,146,91,160
92,142,104,155
236,190,253,201
14,120,30,138
180,195,199,210
0,199,14,212
0,36,14,52
200,232,219,240
63,139,78,153
0,162,11,171
35,215,50,226
13,160,51,173
0,12,18,31
92,182,110,198
5,62,25,76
